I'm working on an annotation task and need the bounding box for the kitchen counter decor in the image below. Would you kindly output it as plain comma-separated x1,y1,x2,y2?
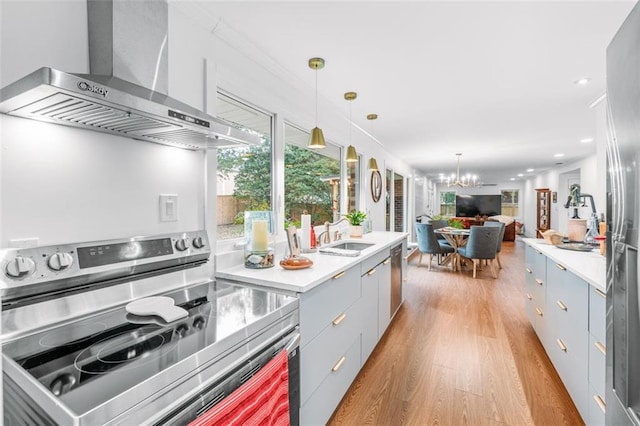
244,211,275,269
279,256,313,270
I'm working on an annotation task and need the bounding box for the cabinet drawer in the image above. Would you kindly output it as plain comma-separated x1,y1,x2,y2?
525,245,535,272
300,266,360,348
300,336,361,425
301,301,361,404
361,250,389,276
589,286,606,344
546,258,589,353
588,384,606,426
360,272,379,363
533,248,547,283
546,333,589,421
589,333,606,400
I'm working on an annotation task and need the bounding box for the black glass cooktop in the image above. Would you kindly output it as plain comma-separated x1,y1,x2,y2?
2,281,298,415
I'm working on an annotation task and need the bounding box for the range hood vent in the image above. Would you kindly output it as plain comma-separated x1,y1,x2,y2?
0,68,260,150
0,0,260,150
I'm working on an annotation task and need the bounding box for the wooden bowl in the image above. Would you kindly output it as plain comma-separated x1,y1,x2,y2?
542,230,563,245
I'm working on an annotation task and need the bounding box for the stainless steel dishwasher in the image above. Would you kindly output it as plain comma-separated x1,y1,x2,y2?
390,243,403,316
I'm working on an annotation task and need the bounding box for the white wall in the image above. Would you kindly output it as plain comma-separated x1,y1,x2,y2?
0,1,415,252
0,1,208,247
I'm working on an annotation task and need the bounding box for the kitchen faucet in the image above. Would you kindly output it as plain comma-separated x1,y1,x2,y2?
316,218,350,246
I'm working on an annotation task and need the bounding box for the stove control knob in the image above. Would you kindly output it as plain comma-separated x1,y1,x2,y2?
175,238,190,252
175,324,189,338
50,373,76,396
48,252,73,271
192,236,205,249
5,256,36,278
193,316,206,330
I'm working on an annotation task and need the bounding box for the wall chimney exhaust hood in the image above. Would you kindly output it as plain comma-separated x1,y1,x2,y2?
0,1,260,150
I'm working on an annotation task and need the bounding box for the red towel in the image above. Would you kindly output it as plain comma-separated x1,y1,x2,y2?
189,349,290,426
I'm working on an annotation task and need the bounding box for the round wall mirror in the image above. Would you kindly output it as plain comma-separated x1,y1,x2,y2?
371,170,382,202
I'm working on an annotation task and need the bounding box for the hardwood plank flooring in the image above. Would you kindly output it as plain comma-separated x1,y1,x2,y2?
328,238,583,426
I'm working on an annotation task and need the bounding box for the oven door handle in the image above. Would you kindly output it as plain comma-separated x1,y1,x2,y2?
284,331,300,354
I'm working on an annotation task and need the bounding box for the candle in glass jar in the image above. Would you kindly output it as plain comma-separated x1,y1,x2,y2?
252,220,269,252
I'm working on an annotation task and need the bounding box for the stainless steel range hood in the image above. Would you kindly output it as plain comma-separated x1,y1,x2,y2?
0,1,260,150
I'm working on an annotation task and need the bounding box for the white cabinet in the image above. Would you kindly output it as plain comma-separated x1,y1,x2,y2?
588,286,607,425
360,250,391,362
546,258,589,421
524,245,548,345
523,243,606,426
299,265,361,424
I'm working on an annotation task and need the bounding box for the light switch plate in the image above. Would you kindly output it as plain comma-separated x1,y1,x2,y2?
159,194,178,222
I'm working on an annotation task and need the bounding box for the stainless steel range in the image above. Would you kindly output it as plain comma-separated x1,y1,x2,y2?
1,231,299,425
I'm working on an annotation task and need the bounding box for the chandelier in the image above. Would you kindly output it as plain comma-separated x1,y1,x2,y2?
441,153,479,187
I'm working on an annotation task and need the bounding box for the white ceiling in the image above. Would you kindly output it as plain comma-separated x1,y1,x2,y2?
193,0,635,184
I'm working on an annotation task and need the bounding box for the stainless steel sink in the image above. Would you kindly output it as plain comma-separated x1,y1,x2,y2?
328,242,375,251
318,241,375,256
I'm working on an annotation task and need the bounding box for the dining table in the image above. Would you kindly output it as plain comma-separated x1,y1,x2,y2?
434,227,471,271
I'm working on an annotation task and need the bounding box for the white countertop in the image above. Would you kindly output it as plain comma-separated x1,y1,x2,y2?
215,231,408,293
522,238,606,292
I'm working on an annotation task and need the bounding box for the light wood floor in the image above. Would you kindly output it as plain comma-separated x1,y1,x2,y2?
328,238,584,426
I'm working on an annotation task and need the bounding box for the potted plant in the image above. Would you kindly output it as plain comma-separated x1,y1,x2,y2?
345,210,367,238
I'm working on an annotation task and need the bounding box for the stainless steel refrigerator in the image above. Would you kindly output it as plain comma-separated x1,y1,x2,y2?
606,1,640,425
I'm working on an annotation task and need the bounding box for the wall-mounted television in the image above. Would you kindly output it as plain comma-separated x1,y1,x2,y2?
455,194,502,217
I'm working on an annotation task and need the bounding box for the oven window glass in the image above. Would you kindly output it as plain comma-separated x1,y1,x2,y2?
215,93,273,241
283,122,341,227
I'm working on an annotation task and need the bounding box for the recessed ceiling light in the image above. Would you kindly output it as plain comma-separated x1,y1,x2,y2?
574,77,591,85
517,173,524,177
554,153,565,158
581,138,594,143
526,168,534,172
510,177,516,181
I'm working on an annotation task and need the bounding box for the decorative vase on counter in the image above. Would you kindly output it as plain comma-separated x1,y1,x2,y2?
350,225,364,238
244,211,275,269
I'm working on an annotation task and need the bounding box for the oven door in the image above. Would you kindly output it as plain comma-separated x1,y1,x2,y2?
156,328,300,426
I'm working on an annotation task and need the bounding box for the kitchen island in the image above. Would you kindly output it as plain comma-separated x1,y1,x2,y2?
216,231,408,425
522,238,606,425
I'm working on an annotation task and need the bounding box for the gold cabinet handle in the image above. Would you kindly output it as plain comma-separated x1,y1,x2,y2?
367,268,377,276
535,279,544,286
526,293,533,300
535,307,543,317
526,267,532,274
332,271,346,280
556,300,568,311
595,341,606,355
594,395,606,413
556,263,567,271
332,356,346,372
595,288,606,299
332,312,347,326
382,258,390,265
557,338,567,352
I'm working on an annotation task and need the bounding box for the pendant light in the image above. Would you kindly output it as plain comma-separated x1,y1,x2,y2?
345,91,358,162
308,57,326,149
366,113,379,170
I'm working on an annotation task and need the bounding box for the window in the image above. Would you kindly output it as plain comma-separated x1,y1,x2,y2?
440,191,456,216
284,123,341,227
346,155,360,215
394,172,404,232
501,189,519,217
215,93,273,240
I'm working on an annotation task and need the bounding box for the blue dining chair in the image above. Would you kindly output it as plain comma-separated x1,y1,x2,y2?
483,221,506,269
456,225,501,278
415,223,454,271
